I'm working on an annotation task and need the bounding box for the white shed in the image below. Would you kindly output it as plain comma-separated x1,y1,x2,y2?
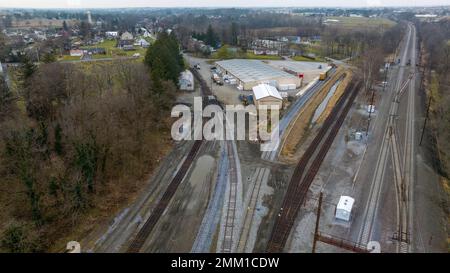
179,70,194,91
252,84,283,109
335,196,354,221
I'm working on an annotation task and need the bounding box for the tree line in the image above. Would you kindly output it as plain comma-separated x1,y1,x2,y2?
0,37,181,251
416,19,450,179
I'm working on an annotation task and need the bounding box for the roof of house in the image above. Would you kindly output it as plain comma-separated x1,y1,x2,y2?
252,84,282,101
137,38,150,44
120,31,134,40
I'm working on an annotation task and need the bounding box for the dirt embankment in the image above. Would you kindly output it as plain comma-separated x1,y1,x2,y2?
419,43,450,251
279,67,352,162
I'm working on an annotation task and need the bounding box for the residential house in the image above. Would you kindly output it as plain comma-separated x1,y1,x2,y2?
135,38,150,48
70,49,83,57
86,47,106,55
120,31,134,41
118,39,134,49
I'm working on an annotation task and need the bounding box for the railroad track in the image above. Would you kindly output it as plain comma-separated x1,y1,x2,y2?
266,79,361,252
261,68,337,161
221,141,238,252
126,139,203,252
126,67,215,253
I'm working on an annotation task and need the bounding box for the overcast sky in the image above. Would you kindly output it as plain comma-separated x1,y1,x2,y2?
0,0,449,9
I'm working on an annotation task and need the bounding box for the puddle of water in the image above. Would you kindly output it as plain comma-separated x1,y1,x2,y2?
312,80,341,123
189,155,215,187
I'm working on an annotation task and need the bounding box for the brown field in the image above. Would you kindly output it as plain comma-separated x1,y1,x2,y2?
324,16,396,30
11,18,78,28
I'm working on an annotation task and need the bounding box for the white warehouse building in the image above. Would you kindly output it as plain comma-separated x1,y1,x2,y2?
215,59,301,91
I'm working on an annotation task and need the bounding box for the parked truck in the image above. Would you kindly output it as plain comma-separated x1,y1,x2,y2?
319,71,328,81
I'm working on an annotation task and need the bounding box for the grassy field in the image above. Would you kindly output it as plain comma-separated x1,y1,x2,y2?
58,55,82,61
292,55,326,62
245,51,282,60
325,16,396,30
211,48,282,60
59,39,147,61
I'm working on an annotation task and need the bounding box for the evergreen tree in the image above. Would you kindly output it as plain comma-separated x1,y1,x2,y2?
205,24,218,48
42,52,56,63
19,55,36,86
230,22,239,46
62,20,68,31
144,31,184,86
0,76,10,104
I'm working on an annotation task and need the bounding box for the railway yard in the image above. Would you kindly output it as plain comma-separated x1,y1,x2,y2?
1,3,449,260
78,24,447,254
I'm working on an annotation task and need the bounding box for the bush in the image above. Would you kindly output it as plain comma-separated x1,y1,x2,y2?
1,224,44,253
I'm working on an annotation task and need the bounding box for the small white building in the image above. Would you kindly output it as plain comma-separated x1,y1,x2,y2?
252,84,283,109
335,196,354,222
105,31,119,38
179,70,194,91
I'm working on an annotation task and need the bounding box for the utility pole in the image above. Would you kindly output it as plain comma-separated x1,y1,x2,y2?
419,52,432,146
419,91,432,146
312,192,323,253
366,58,390,136
366,88,376,136
36,47,40,63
